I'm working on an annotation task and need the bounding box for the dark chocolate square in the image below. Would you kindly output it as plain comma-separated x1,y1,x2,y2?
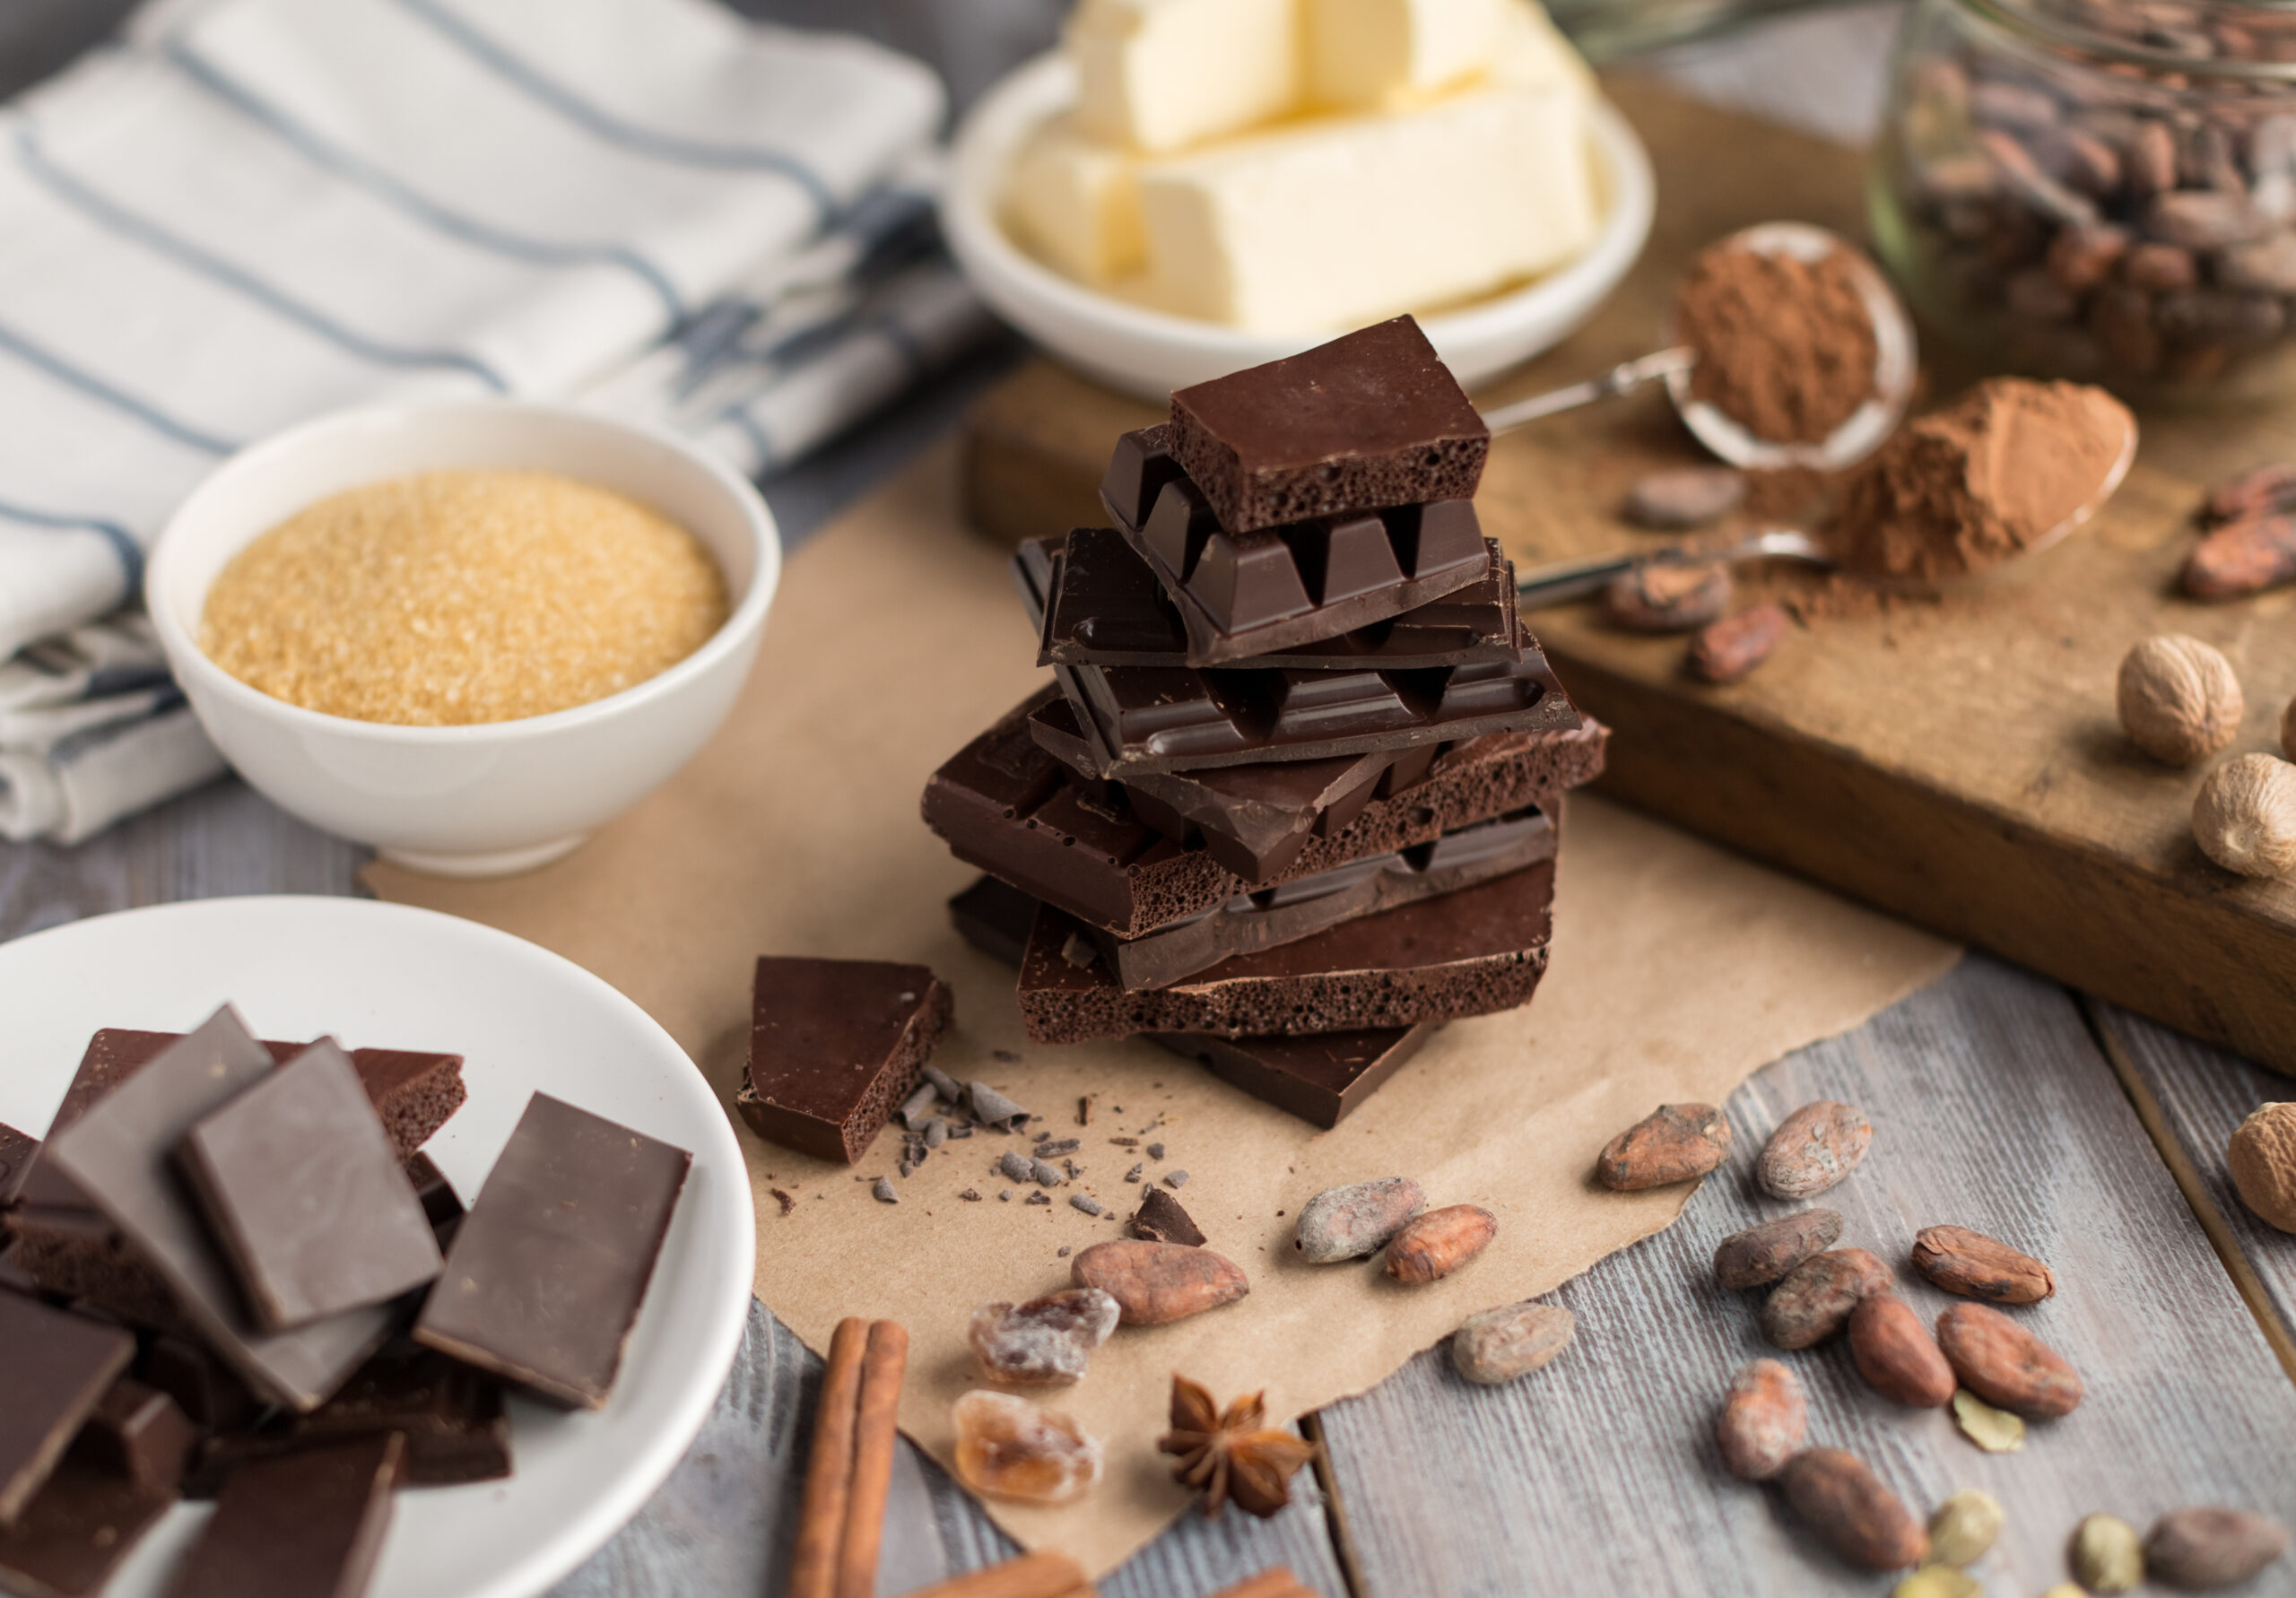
735,958,954,1164
167,1433,404,1598
0,1455,172,1598
0,1294,135,1523
64,1379,196,1499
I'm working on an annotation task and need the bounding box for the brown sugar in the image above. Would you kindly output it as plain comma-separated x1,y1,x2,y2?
1826,378,2133,585
1674,242,1880,445
201,469,727,726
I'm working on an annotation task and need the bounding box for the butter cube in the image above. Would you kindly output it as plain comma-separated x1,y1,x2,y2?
1307,0,1511,108
1067,0,1300,153
1134,70,1596,333
1005,115,1146,283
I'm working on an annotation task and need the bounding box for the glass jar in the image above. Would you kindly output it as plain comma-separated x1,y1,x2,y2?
1870,0,2296,402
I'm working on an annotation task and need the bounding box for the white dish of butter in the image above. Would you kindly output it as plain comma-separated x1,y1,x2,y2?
944,0,1654,399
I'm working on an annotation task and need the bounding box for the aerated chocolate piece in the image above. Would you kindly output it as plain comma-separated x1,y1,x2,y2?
168,1432,404,1598
1019,861,1556,1042
1087,805,1559,991
1041,644,1578,778
0,1456,172,1598
188,1340,509,1495
65,1379,197,1498
46,1010,398,1413
1023,530,1521,672
414,1093,690,1410
1166,317,1490,534
923,687,1605,935
0,1294,135,1523
0,1122,34,1207
735,958,953,1163
178,1040,442,1333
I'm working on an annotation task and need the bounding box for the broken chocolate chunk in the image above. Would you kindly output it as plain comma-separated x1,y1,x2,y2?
735,957,953,1164
0,1294,136,1523
1131,1187,1206,1247
168,1433,404,1598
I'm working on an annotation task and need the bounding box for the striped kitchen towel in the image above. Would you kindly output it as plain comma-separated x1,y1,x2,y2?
0,0,999,843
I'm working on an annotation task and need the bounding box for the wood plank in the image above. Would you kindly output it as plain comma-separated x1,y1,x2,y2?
1312,956,2296,1596
952,74,2296,1079
2089,999,2296,1384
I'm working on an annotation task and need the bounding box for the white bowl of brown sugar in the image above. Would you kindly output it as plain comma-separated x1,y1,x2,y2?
148,401,778,876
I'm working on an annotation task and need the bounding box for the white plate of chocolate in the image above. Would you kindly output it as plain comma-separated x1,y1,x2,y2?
0,896,754,1598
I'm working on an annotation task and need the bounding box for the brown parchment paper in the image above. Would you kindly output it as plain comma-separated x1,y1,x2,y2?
368,444,1958,1576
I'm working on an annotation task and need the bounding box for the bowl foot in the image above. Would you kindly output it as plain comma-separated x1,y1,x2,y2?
377,834,588,878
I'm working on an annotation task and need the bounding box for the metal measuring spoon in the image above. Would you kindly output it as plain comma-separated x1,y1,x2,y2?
1477,222,1919,473
1509,408,2139,611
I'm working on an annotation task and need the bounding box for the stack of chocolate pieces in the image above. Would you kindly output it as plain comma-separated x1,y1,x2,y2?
926,317,1605,1127
0,1007,691,1598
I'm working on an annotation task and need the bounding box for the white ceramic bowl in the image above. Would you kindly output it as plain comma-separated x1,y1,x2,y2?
944,53,1657,401
148,402,778,877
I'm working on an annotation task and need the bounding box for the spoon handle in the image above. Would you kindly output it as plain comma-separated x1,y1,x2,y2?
1478,347,1697,436
1513,526,1831,611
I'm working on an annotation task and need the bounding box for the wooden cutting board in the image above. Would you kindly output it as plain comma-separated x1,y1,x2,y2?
956,74,2296,1078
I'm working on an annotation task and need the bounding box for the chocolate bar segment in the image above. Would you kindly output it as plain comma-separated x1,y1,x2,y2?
1090,805,1559,990
1018,860,1555,1043
44,1010,397,1413
925,687,1605,935
0,1455,172,1598
168,1433,404,1598
0,1294,136,1523
735,958,953,1164
64,1379,197,1499
1101,439,1491,662
414,1093,690,1411
178,1040,442,1333
1168,317,1490,534
1149,1027,1438,1129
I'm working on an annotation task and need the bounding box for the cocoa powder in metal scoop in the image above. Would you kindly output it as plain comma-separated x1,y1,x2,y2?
1827,378,2133,584
1674,242,1881,444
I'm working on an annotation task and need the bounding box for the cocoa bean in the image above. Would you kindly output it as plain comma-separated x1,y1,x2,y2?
1713,1208,1843,1290
1716,1358,1806,1481
1070,1240,1248,1325
1778,1448,1928,1570
2181,514,2296,600
1622,466,1744,529
1848,1293,1957,1407
2216,230,2296,293
2046,221,2129,291
1756,1100,1874,1199
2006,265,2080,321
2124,240,2198,290
1761,1248,1892,1350
1595,1103,1732,1190
1970,80,2058,133
1910,1224,2057,1302
1982,129,2099,226
2129,119,2179,196
1449,1301,1573,1385
1605,563,1732,634
2147,190,2270,248
1295,1177,1425,1264
2144,1507,2291,1588
2156,287,2284,348
1686,604,1789,684
1935,1301,2083,1417
2204,463,2296,525
2090,282,2162,373
1384,1204,1496,1284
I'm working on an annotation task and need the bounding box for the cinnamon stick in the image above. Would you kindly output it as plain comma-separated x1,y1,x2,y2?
833,1318,910,1598
787,1316,869,1598
902,1549,1094,1598
1209,1569,1316,1598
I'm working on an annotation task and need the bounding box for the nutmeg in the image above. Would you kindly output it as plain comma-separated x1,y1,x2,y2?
2118,635,2242,764
2228,1102,2296,1233
2192,753,2296,878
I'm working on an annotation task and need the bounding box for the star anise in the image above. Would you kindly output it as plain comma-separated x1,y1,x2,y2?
1155,1374,1317,1518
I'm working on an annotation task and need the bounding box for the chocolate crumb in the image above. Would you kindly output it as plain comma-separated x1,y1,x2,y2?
1070,1194,1106,1216
1125,1163,1144,1184
960,1189,982,1202
992,1048,1020,1064
923,1064,961,1100
999,1189,1013,1202
770,1188,796,1216
1147,1143,1166,1161
998,1151,1034,1184
948,1125,974,1139
1165,1170,1190,1188
922,1118,948,1149
1132,1186,1206,1246
1038,1138,1081,1159
872,1177,899,1204
1057,1246,1071,1257
1064,1159,1082,1178
1078,1095,1094,1126
1026,1192,1051,1206
1109,1136,1139,1148
1059,931,1099,968
1031,1159,1065,1187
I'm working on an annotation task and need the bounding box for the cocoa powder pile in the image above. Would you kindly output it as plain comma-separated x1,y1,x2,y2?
1674,242,1881,445
1827,378,2134,585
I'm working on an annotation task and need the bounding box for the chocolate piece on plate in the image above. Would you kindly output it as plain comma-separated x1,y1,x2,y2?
0,1122,35,1208
1166,316,1490,534
64,1379,197,1498
188,1339,509,1496
44,1010,397,1413
0,1294,136,1522
168,1433,404,1598
1149,1027,1438,1130
923,687,1605,935
1018,859,1556,1044
139,1334,261,1433
1088,804,1558,990
5,1210,185,1334
1039,642,1581,778
735,958,953,1164
178,1039,442,1333
950,876,1040,968
0,1456,173,1598
414,1093,690,1410
401,1153,465,1248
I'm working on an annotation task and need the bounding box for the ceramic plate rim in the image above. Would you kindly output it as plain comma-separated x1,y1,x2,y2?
0,895,755,1598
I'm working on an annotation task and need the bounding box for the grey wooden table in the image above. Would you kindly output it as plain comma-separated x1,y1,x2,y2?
6,4,2296,1595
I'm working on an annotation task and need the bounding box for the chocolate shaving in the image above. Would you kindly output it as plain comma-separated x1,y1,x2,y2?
968,1083,1029,1132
